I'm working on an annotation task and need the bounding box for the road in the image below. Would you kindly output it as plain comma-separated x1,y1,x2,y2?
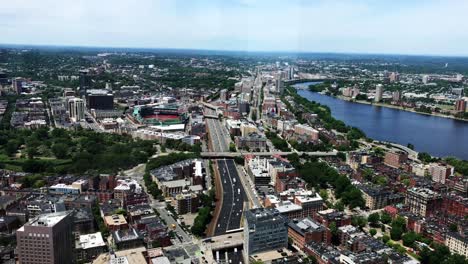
206,118,230,152
213,159,246,236
201,150,338,158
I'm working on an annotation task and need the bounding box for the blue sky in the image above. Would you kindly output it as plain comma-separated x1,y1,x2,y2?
1,0,468,55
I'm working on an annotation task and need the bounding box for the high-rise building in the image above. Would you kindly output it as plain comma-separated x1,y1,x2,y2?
68,98,85,122
455,99,466,112
392,90,401,102
389,72,400,83
79,70,92,93
244,208,288,258
86,89,114,110
422,75,429,84
374,84,383,102
12,77,24,94
16,211,74,264
276,76,283,94
429,164,454,184
288,66,294,80
0,72,8,85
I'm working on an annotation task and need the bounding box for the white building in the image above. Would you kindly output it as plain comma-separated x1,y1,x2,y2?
68,97,85,122
375,84,383,103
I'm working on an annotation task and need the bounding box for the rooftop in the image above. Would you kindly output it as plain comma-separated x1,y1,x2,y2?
77,232,106,250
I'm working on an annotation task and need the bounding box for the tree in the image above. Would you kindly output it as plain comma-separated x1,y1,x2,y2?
52,143,68,159
369,229,377,237
382,235,390,243
351,215,367,228
319,189,328,201
418,152,433,163
407,143,414,150
449,223,458,232
402,232,417,247
368,212,380,227
5,140,19,156
229,142,236,152
390,225,403,240
380,212,392,224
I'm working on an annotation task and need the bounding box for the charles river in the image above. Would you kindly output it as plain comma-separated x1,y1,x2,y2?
293,82,468,160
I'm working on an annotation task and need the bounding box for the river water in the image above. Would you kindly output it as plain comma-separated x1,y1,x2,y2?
293,82,468,159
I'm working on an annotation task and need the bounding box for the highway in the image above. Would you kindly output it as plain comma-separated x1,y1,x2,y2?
213,159,246,236
201,150,338,158
206,118,230,152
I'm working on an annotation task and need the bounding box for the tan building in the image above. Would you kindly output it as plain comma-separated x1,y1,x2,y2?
405,188,442,217
429,164,453,184
104,214,128,231
384,151,408,168
294,124,319,140
445,233,468,258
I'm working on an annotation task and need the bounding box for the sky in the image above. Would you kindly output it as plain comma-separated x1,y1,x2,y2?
1,0,468,56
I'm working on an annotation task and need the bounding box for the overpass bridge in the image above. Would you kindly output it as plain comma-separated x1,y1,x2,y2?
203,114,219,119
202,101,219,110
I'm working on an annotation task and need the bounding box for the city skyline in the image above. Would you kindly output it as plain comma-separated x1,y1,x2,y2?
2,0,468,56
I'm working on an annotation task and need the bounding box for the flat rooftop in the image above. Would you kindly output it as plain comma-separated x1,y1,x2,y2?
20,211,70,229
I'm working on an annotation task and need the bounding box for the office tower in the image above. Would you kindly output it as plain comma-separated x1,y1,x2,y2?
68,98,85,122
276,76,283,94
389,72,400,83
244,208,288,258
16,211,74,264
86,89,114,110
422,75,429,84
0,72,8,85
374,84,383,102
12,77,23,94
79,70,92,94
455,99,466,112
392,90,401,102
288,66,294,80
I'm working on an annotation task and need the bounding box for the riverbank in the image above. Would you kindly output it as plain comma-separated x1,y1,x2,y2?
335,95,468,123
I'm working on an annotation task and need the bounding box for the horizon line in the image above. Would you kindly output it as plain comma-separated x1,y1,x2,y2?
1,42,468,59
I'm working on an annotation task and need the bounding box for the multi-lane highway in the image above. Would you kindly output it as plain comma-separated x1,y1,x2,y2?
206,118,230,152
213,159,246,236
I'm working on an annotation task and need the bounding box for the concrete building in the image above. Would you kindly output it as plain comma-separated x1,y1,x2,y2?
455,99,466,112
392,90,401,102
68,97,85,122
244,208,288,258
294,124,319,140
384,151,408,168
171,192,199,214
235,133,267,152
445,233,468,258
359,185,393,210
75,232,107,262
288,217,330,250
375,84,383,103
429,164,454,184
16,211,74,264
405,188,442,217
86,89,114,110
12,77,24,94
104,214,128,231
